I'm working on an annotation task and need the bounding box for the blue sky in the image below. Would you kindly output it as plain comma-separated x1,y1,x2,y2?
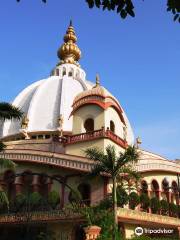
0,0,180,159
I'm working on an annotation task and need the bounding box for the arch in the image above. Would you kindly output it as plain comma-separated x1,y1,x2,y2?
141,180,148,194
110,120,115,133
76,69,80,79
56,68,59,76
62,67,66,76
151,179,159,199
171,181,178,204
162,178,169,192
162,178,170,202
84,118,94,132
78,183,91,206
68,68,74,77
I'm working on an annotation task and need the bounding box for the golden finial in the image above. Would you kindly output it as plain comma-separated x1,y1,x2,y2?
57,21,81,66
93,74,100,88
21,115,29,130
58,114,64,137
136,136,142,149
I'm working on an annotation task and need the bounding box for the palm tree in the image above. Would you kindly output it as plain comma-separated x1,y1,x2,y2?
0,101,23,167
0,102,23,120
85,145,140,240
0,102,22,208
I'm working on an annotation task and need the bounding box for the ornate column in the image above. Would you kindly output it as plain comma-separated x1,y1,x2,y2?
14,176,23,194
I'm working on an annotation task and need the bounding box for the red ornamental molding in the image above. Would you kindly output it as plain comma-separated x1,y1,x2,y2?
70,96,126,125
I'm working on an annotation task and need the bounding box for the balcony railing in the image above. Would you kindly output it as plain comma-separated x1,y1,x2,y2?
65,128,127,149
0,209,82,224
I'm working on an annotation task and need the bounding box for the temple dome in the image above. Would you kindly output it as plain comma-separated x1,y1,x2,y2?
71,79,134,145
1,64,93,138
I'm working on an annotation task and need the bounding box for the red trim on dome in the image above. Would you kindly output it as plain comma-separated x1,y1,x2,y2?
70,99,126,125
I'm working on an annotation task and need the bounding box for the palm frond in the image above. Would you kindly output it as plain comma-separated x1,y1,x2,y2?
0,191,9,209
0,102,23,121
116,146,139,171
84,147,105,162
0,141,6,152
0,158,16,170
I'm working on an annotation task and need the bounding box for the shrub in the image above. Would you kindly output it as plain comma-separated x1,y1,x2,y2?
29,192,42,209
97,195,112,210
169,202,178,217
48,190,60,209
150,197,160,214
15,193,26,206
160,199,169,215
129,192,140,210
140,193,150,210
117,186,128,207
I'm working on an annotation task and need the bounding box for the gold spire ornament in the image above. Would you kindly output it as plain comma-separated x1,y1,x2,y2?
57,21,81,66
21,115,29,130
136,136,142,148
93,74,100,88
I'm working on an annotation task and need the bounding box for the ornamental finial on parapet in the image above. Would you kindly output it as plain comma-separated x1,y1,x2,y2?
93,74,100,88
57,21,81,66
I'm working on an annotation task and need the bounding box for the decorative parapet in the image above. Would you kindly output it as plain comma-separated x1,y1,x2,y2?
0,210,82,225
117,208,180,227
66,128,127,149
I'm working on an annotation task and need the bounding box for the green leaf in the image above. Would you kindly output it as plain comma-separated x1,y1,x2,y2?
174,13,179,21
120,9,127,19
86,0,95,9
126,7,135,17
95,0,101,8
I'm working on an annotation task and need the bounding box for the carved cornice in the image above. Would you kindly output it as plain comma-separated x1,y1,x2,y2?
0,149,179,174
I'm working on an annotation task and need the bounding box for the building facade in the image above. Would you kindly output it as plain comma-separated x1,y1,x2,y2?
0,22,180,239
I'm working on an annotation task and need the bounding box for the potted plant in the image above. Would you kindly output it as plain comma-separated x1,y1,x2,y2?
82,207,101,240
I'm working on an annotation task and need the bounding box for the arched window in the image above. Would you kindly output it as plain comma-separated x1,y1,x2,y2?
162,178,170,202
151,180,159,198
84,118,94,132
68,68,74,77
62,68,66,76
162,178,169,192
171,181,178,204
110,120,115,133
56,69,59,76
78,183,91,206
